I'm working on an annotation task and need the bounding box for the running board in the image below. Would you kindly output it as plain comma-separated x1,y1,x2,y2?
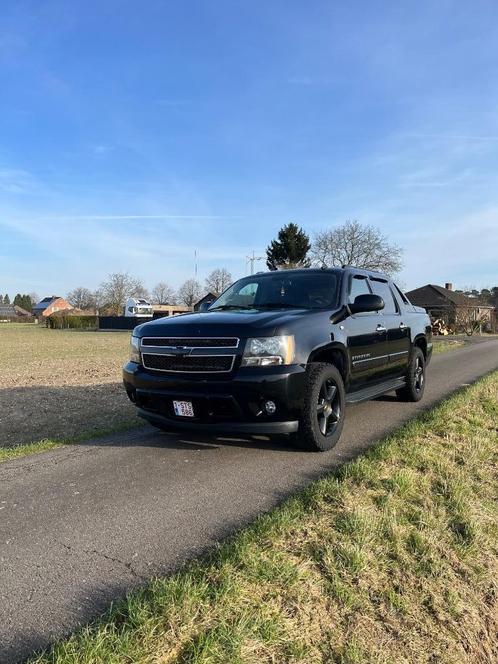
346,377,406,404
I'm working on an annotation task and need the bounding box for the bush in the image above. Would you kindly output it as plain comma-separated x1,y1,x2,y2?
48,315,98,330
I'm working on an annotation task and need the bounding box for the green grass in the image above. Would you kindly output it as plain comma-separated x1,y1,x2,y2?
0,420,141,463
29,372,498,664
432,339,466,354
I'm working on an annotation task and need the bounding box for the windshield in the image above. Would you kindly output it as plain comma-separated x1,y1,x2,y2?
210,271,341,311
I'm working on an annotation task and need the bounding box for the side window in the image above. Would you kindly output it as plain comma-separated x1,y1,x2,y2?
394,283,410,304
348,275,371,304
369,279,398,314
231,282,258,306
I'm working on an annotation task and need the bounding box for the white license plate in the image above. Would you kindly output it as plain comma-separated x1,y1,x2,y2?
173,400,195,417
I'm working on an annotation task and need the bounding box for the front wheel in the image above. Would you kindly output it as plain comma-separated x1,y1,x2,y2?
396,347,426,402
296,363,346,452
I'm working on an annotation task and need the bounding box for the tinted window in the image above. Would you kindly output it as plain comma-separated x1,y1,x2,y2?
369,279,398,314
349,275,371,303
210,271,341,310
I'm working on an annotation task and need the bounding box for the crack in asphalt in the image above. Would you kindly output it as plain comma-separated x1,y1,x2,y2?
58,540,142,580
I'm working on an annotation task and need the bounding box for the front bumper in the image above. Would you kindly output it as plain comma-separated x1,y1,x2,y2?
123,361,306,434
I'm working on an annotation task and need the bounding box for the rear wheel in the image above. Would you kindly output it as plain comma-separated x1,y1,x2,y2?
297,363,345,452
396,347,426,402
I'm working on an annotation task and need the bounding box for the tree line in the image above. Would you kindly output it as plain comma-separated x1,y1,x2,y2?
65,268,234,315
7,220,496,317
64,220,404,314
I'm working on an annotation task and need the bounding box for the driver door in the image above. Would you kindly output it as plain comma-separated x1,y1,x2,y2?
346,274,390,389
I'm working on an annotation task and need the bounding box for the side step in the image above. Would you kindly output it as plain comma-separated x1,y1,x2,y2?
346,377,406,404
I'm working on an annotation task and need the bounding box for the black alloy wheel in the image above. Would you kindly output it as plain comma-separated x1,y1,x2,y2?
298,363,346,452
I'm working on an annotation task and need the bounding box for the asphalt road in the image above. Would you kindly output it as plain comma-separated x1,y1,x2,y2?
1,339,498,663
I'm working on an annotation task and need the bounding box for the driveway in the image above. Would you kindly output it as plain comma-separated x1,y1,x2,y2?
1,338,498,663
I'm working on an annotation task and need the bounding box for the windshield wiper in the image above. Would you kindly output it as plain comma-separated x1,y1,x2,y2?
256,302,306,309
209,304,255,311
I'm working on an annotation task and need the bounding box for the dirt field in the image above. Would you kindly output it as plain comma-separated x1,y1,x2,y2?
0,324,139,448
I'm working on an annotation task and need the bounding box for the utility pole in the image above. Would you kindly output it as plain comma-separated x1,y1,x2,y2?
194,249,198,279
246,250,264,275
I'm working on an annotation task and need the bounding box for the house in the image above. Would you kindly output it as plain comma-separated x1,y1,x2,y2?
193,292,218,311
0,304,32,321
32,296,73,319
406,282,495,330
152,304,192,317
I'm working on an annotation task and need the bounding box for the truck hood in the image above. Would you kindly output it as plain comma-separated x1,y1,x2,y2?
134,308,312,338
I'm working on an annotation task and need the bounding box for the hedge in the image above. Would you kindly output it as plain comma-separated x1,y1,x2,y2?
48,315,98,330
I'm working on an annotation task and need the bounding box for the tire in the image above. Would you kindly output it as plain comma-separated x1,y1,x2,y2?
396,347,426,402
296,363,346,452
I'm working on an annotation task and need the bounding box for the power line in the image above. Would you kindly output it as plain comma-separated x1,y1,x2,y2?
246,250,264,275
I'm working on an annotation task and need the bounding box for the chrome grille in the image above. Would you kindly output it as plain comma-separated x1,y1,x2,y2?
141,337,239,348
142,354,235,373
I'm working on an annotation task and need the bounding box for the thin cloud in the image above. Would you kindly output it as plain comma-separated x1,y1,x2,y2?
403,133,498,142
46,214,241,221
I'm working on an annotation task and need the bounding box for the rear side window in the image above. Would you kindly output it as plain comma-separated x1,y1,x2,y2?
348,275,371,303
369,279,398,314
394,283,410,304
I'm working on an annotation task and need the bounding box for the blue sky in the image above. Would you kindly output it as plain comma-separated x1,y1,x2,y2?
1,0,497,298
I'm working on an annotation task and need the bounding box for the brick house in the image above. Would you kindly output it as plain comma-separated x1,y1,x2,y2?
32,296,73,320
406,282,495,330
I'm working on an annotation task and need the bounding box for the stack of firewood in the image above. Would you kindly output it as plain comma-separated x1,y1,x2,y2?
431,319,452,335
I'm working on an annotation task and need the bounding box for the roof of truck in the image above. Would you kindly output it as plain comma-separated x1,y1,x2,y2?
254,266,390,280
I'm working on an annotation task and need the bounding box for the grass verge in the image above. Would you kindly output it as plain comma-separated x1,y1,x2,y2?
30,372,498,664
0,420,141,463
432,339,466,354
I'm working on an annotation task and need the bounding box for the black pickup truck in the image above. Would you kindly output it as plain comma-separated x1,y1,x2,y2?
123,267,432,451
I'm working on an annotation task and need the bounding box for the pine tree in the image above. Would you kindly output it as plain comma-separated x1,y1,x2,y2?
4,294,10,305
0,294,3,304
13,294,22,307
266,222,311,270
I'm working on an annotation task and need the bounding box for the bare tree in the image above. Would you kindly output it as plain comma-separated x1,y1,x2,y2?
66,287,95,310
29,292,39,305
177,279,202,307
311,220,403,275
92,288,105,315
205,268,232,294
151,282,176,304
99,272,149,315
454,306,489,336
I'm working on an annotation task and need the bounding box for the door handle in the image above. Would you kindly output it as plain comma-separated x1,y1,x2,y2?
376,324,387,333
399,322,407,330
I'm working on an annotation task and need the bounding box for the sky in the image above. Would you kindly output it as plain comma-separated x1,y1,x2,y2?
1,0,498,299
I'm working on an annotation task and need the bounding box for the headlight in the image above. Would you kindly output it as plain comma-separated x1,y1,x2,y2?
130,335,141,363
241,335,295,366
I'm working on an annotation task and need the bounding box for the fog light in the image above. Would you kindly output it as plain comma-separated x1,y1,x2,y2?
264,400,277,415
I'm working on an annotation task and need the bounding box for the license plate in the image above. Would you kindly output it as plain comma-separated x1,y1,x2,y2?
173,400,194,418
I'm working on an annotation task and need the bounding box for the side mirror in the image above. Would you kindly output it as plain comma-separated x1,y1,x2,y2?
199,300,214,312
349,294,384,314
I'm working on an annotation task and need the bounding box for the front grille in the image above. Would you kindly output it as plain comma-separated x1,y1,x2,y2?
142,337,239,348
142,353,235,373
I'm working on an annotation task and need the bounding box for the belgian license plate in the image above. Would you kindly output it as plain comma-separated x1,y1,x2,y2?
173,400,194,418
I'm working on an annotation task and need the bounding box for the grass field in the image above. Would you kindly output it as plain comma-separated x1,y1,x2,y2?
0,323,139,450
29,372,498,664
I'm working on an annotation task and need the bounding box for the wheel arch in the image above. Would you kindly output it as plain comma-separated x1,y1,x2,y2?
413,334,428,358
307,343,349,383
